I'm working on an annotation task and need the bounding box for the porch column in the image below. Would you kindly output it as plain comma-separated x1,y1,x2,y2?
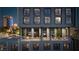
39,28,41,38
24,28,26,36
47,28,50,40
31,28,34,39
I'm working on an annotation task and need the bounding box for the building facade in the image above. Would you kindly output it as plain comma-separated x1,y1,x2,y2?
17,7,76,51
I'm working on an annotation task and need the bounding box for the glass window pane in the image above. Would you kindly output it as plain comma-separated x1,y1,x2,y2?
62,28,67,38
22,28,32,40
34,8,40,16
66,17,71,24
23,8,30,16
44,8,51,16
50,29,55,40
42,28,50,41
33,28,40,41
55,17,61,24
53,43,60,50
45,17,50,24
55,8,61,15
33,43,39,50
66,8,71,15
34,17,40,24
44,42,51,50
54,28,62,40
23,17,29,24
22,43,29,51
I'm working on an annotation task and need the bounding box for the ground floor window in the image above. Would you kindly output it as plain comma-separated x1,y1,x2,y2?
33,28,41,41
22,28,32,40
51,28,70,40
22,27,70,41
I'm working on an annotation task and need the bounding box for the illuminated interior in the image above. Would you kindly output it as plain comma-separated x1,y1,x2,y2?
22,27,70,41
42,28,50,41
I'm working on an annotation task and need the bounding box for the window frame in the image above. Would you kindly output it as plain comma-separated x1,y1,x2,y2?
23,16,30,24
44,16,51,24
55,17,62,24
55,8,62,16
65,16,72,24
44,8,51,16
23,8,30,16
34,16,41,24
34,8,40,16
66,8,71,15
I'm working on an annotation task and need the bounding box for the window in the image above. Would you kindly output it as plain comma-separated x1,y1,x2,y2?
10,44,18,51
66,8,71,15
33,43,39,50
50,29,55,40
34,8,40,16
23,17,29,24
62,28,67,37
63,43,70,50
23,8,30,16
34,28,39,39
22,43,29,51
0,43,7,51
44,8,51,16
42,28,50,41
45,17,50,24
34,17,40,24
32,28,41,41
55,8,61,15
22,28,32,39
53,43,60,50
55,17,61,24
54,28,62,39
44,42,51,50
66,17,71,24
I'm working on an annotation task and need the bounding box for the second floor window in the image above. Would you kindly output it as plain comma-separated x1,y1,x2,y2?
55,8,61,15
66,8,71,15
34,17,40,24
44,8,51,16
45,17,50,24
66,17,71,24
34,8,40,16
23,17,30,24
23,8,30,16
55,17,61,24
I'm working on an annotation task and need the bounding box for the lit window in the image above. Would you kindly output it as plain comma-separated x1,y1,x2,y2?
22,28,32,39
45,17,50,24
55,8,61,15
34,17,40,24
50,29,55,40
34,28,39,38
42,28,50,41
34,8,40,16
54,28,62,39
23,8,30,16
66,17,71,24
23,17,29,24
44,8,51,16
62,28,66,37
66,8,71,15
55,17,61,24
